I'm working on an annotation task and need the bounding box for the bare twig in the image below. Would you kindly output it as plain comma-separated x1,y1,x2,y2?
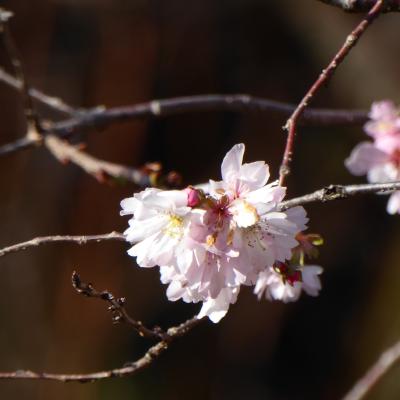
0,8,41,132
72,272,166,340
0,232,125,258
0,135,38,156
318,0,400,13
0,66,77,115
342,339,400,400
44,95,369,137
0,53,368,128
279,181,400,210
0,95,369,158
44,134,153,186
0,286,203,383
1,181,399,257
279,0,384,186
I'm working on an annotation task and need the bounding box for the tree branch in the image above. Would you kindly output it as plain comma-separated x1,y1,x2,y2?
279,0,384,186
44,134,153,186
0,316,202,382
0,66,77,115
42,95,370,137
1,179,399,383
0,8,42,132
0,232,125,258
71,272,167,340
342,339,400,400
1,181,399,257
318,0,400,13
0,95,369,158
0,274,203,383
279,181,400,210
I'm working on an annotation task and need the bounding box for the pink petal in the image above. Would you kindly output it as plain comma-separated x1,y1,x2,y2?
387,191,400,215
221,143,245,183
240,161,270,188
369,100,398,121
345,142,388,176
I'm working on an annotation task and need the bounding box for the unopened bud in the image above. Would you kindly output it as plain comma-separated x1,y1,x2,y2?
184,186,201,207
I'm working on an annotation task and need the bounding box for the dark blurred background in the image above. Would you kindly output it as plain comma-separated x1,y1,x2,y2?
0,1,400,399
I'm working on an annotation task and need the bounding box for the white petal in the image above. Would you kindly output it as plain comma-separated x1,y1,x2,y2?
127,235,158,268
387,191,400,215
245,185,285,210
197,287,239,323
124,214,166,243
302,265,323,297
240,161,269,188
284,206,308,231
158,190,189,209
166,280,187,301
120,197,139,216
367,163,398,183
221,143,245,183
345,142,388,176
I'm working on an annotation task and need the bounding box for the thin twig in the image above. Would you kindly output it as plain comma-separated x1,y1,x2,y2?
0,310,203,382
0,95,369,157
0,135,37,156
318,0,400,12
342,339,400,400
0,66,77,115
279,0,384,186
71,272,167,340
44,95,369,137
0,232,125,258
0,273,204,383
0,8,41,132
44,134,152,186
279,181,400,210
1,181,399,257
0,56,367,126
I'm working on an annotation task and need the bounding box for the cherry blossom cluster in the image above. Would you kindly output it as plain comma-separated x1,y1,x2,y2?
346,100,400,214
120,144,323,322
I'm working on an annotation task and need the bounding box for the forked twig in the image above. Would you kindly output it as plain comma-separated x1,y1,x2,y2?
71,272,166,340
0,95,369,157
0,66,77,115
0,273,203,383
0,8,41,132
279,0,384,185
44,134,154,186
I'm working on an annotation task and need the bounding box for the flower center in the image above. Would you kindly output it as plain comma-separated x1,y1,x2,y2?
230,199,259,228
274,262,302,286
164,214,184,238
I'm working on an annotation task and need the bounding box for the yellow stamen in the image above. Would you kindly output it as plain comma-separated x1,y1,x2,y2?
206,233,216,246
164,215,183,238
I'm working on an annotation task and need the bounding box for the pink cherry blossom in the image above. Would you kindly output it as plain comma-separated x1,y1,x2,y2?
365,101,400,153
254,263,323,303
121,143,321,322
120,188,192,267
197,286,240,323
345,100,400,214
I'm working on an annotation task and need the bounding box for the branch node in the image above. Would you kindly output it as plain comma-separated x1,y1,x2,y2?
322,184,348,201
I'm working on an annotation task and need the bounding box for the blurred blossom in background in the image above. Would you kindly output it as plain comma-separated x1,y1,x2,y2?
1,1,400,399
